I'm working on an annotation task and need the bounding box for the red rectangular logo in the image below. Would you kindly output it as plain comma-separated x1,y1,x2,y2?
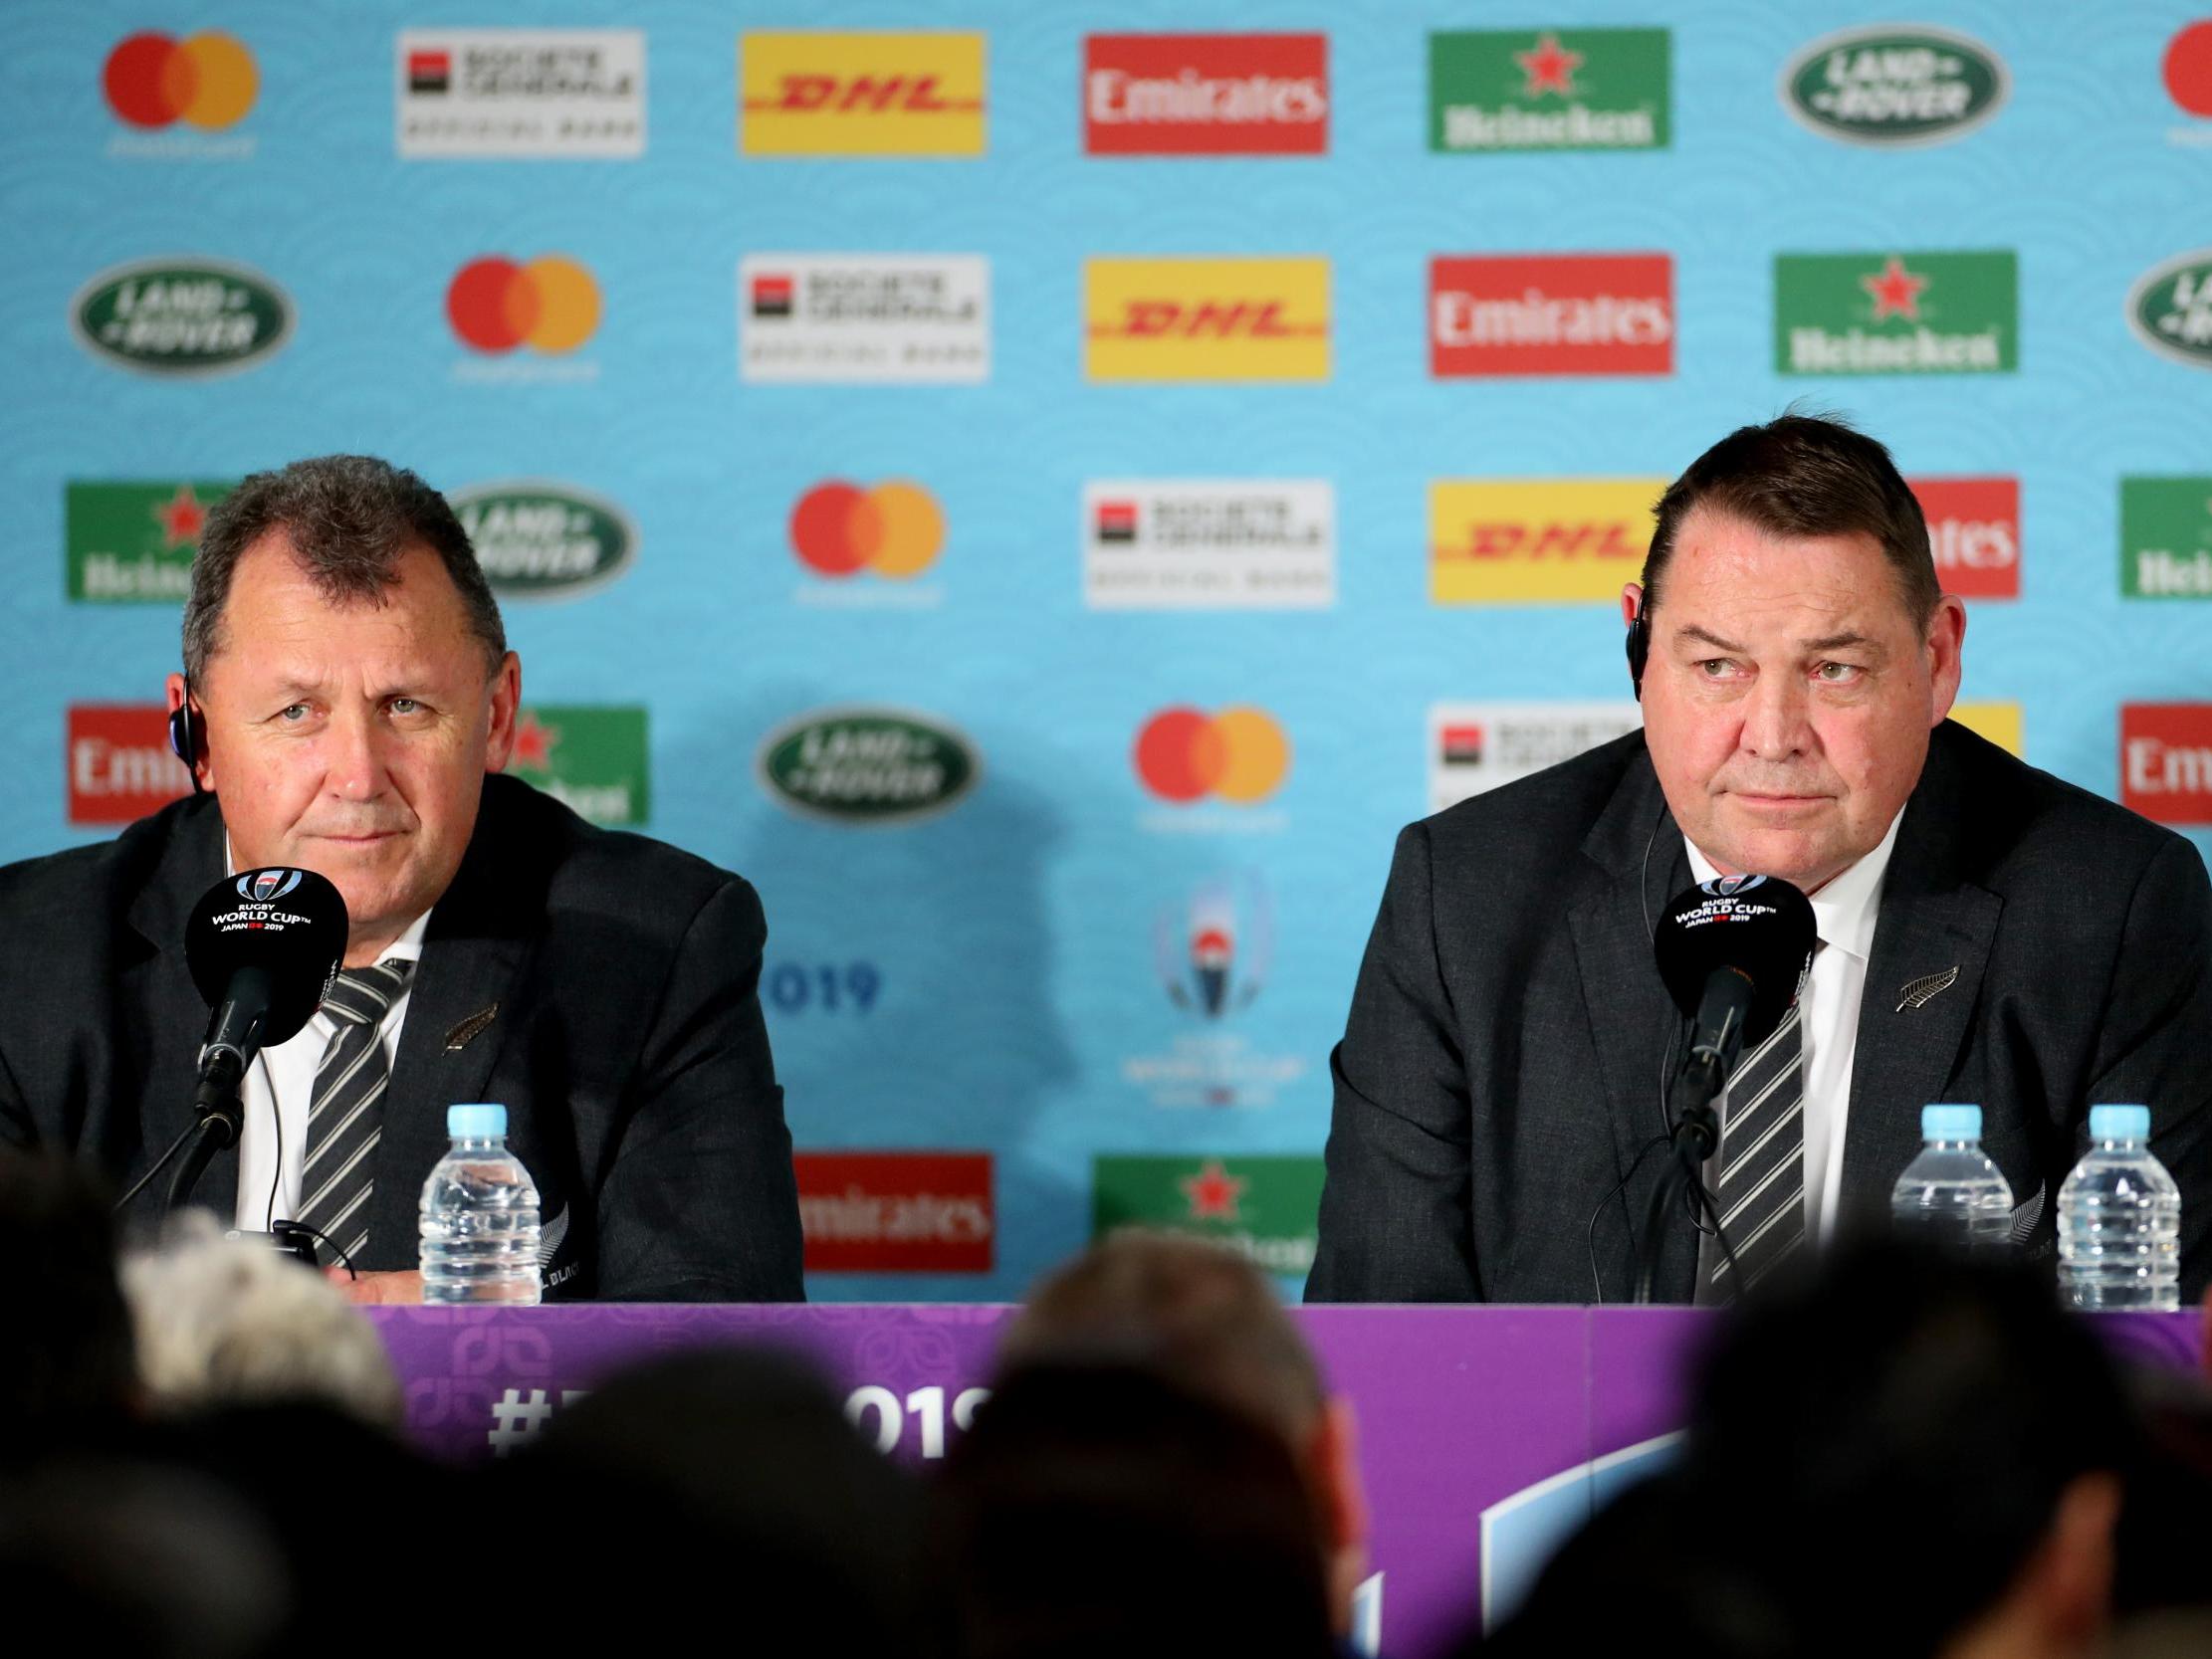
794,1151,994,1273
1911,476,2020,600
2121,705,2212,824
68,705,190,826
1430,254,1674,377
1084,33,1328,155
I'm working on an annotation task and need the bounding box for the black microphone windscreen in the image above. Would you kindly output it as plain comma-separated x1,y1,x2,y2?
185,868,348,1046
1653,875,1817,1047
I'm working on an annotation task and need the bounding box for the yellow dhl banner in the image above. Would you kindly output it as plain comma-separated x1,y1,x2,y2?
741,32,987,156
1430,479,1665,604
1951,702,2022,756
1085,258,1330,382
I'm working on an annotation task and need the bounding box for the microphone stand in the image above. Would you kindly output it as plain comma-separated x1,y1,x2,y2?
166,1046,248,1214
1632,1014,1737,1304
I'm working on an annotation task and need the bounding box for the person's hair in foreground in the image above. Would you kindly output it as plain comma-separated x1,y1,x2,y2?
0,1150,137,1460
1483,1239,2134,1659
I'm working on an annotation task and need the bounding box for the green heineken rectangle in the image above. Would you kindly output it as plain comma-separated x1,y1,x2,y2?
66,479,233,602
2121,477,2212,599
1774,251,2017,375
1429,28,1670,152
1092,1153,1325,1277
509,705,650,826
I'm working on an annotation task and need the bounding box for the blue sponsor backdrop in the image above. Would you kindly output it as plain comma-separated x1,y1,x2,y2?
1,1,2208,1300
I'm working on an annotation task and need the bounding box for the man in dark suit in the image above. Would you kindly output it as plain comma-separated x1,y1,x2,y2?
1309,415,2212,1304
0,455,802,1302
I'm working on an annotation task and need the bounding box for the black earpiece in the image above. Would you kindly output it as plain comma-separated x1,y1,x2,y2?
1625,610,1650,701
168,675,207,795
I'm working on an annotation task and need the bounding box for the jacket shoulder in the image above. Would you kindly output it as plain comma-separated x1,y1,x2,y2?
0,796,207,929
1934,723,2192,890
1418,727,1647,862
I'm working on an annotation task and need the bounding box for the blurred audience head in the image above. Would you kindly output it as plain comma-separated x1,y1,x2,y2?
0,1149,137,1459
933,1360,1338,1659
504,1345,920,1653
997,1228,1368,1627
122,1211,402,1427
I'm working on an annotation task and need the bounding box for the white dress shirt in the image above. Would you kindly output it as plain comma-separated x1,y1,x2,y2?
1685,811,1901,1245
232,905,432,1233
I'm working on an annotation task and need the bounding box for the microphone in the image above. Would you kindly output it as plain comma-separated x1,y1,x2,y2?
185,867,347,1107
1654,873,1817,1086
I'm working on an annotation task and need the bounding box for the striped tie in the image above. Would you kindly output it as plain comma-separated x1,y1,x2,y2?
1697,999,1807,1304
296,958,414,1266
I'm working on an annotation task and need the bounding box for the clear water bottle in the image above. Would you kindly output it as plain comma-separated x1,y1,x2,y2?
419,1104,542,1305
1889,1104,2013,1254
2058,1104,2181,1313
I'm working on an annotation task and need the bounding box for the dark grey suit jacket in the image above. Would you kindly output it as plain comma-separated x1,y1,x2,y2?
1307,721,2212,1304
0,774,804,1302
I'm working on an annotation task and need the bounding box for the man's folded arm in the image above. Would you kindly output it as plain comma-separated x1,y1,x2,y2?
594,876,805,1303
1307,823,1481,1303
2082,834,2212,1301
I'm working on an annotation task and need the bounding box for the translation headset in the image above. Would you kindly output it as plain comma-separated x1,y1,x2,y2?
167,675,208,795
1624,605,1651,701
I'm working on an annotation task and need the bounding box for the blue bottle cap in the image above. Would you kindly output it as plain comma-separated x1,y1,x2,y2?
1921,1104,1981,1141
2089,1104,2151,1141
447,1103,507,1139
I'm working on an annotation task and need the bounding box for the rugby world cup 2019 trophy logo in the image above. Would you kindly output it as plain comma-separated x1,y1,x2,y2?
1155,874,1273,1020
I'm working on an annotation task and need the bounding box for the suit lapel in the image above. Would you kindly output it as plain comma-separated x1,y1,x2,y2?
1840,729,2002,1227
1568,744,1696,1297
363,782,539,1265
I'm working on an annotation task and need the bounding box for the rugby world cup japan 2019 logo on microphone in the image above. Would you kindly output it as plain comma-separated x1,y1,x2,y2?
72,260,292,378
239,870,303,903
758,709,979,826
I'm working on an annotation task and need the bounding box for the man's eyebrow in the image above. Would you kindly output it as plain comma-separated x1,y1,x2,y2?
1802,631,1883,655
1672,624,1747,653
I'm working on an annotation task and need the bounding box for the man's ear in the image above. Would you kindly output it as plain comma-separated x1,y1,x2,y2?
482,653,522,772
1621,581,1645,630
1926,594,1968,726
164,671,212,792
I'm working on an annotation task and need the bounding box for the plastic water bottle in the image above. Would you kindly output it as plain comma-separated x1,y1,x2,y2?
419,1104,542,1305
1889,1104,2013,1255
2059,1105,2181,1313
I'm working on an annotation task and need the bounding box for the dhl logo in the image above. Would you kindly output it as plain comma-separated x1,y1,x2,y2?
1086,259,1330,381
1430,480,1665,604
741,32,986,156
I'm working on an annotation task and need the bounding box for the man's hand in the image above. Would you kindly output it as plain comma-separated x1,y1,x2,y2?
328,1268,425,1306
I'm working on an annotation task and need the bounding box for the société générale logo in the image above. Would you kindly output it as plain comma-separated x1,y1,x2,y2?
1084,33,1327,155
72,259,292,377
447,481,636,597
2127,250,2212,371
740,32,985,156
1084,480,1334,610
505,706,649,827
66,480,234,603
740,255,991,384
1431,254,1673,377
1430,480,1665,604
1429,27,1668,152
2121,478,2212,599
1774,250,2017,375
758,709,980,825
397,29,645,159
1085,258,1329,382
1779,25,2008,147
1430,704,1645,813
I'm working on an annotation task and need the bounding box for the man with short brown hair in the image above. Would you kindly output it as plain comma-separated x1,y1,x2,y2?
0,454,802,1303
1310,413,2212,1304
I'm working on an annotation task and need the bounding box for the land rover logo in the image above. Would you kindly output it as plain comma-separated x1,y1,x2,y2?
2127,250,2212,370
758,709,980,824
1781,26,2008,147
449,481,638,596
71,258,292,376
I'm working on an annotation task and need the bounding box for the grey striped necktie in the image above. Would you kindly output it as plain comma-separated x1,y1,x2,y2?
1696,993,1808,1304
296,957,415,1266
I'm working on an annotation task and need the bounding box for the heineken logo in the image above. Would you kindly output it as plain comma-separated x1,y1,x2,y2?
67,479,234,603
2126,250,2212,369
1430,27,1669,153
506,705,649,826
1091,1154,1325,1276
758,708,980,825
2120,477,2212,598
71,259,292,376
1774,250,2016,376
449,481,637,596
1781,26,2008,146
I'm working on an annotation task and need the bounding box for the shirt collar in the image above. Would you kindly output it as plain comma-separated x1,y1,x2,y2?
1683,810,1901,963
223,836,434,966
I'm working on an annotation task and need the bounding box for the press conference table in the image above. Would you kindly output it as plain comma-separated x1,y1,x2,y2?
368,1304,2201,1659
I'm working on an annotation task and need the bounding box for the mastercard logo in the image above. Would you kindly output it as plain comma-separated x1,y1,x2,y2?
2168,22,2212,117
446,257,601,354
1134,708,1290,804
104,31,257,129
790,481,944,579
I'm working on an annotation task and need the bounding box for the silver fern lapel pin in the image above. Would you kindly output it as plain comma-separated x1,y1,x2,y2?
1896,967,1960,1012
443,1001,500,1051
